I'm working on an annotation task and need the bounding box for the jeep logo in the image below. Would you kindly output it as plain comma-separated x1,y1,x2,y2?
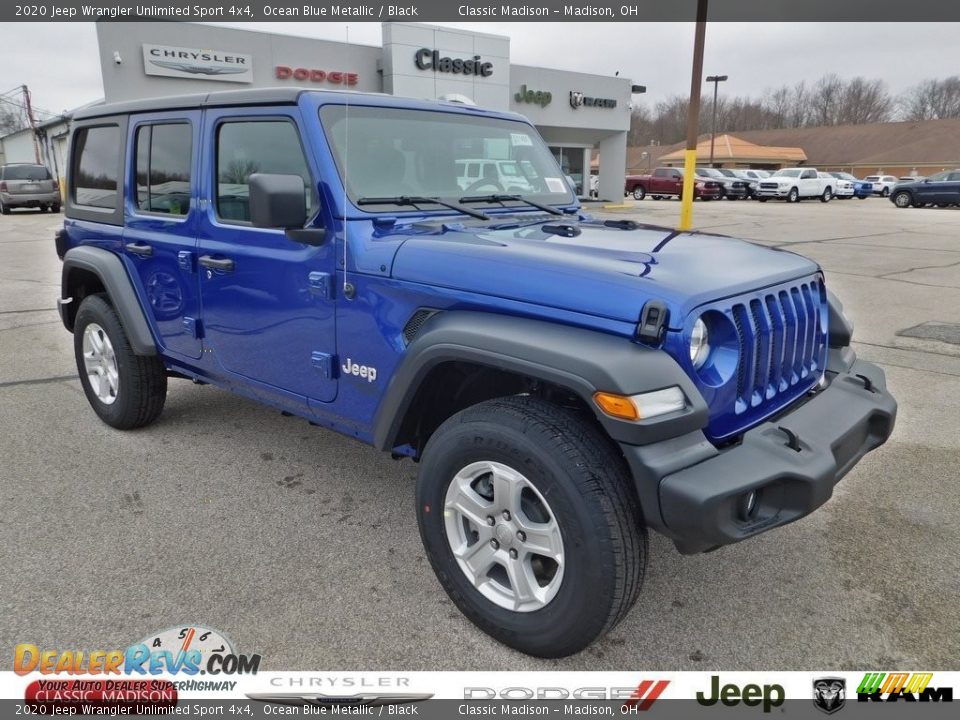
696,676,785,713
341,358,377,382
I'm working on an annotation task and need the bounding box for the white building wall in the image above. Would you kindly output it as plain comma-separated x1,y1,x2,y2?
382,23,510,109
1,129,40,165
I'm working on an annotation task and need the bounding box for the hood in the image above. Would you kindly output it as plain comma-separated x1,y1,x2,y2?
390,220,819,325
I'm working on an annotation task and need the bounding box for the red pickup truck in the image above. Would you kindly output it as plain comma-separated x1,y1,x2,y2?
624,167,723,201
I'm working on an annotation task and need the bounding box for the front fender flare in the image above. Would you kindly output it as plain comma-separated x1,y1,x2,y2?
60,246,157,356
373,311,708,450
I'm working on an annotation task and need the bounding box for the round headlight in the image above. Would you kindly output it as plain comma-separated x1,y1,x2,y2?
690,317,710,369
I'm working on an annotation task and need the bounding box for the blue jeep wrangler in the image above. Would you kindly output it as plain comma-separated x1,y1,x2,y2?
56,88,896,658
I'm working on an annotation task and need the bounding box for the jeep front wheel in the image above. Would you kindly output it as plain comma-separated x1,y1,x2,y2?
73,294,167,429
416,396,646,657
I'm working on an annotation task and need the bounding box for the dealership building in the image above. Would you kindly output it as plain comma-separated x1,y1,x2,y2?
0,21,636,201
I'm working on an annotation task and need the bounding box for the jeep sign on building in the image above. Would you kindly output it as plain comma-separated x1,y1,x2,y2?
95,21,632,200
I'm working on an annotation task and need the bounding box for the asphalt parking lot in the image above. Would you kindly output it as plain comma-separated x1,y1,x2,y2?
2,196,959,671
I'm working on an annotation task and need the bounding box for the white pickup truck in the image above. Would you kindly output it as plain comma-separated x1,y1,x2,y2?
756,167,835,203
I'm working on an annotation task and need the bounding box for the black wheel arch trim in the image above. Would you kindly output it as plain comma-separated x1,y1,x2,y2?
60,246,157,356
373,311,709,450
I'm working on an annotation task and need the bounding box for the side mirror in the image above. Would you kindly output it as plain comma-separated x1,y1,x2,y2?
249,173,307,229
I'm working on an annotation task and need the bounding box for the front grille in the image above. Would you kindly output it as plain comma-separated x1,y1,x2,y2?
760,182,779,189
730,278,827,416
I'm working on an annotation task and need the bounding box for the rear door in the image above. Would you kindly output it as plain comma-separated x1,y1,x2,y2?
196,106,337,404
123,113,203,360
800,169,819,196
947,172,960,203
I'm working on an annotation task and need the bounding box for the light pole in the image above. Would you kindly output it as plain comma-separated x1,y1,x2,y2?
679,0,709,232
706,74,728,167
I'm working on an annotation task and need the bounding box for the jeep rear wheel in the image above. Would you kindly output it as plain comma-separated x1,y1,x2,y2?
416,396,647,658
73,294,167,430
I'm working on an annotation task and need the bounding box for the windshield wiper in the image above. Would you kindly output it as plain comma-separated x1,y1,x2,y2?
356,195,489,221
459,194,563,216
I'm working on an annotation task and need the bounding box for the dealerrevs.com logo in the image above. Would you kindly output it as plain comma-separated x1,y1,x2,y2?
14,625,261,677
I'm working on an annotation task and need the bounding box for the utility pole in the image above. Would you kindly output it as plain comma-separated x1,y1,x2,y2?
706,74,728,167
22,85,41,165
678,0,709,232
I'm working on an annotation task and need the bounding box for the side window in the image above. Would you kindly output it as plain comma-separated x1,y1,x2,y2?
653,168,665,177
72,125,121,209
949,172,960,182
801,170,815,179
216,120,314,223
135,123,192,216
467,164,479,179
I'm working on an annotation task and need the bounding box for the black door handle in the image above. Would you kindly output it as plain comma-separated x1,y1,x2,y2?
199,255,235,272
126,242,153,257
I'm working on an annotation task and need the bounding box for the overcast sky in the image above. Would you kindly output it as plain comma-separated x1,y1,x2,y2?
2,21,959,118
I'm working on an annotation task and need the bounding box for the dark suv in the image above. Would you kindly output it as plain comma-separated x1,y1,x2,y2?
55,88,896,658
0,163,61,214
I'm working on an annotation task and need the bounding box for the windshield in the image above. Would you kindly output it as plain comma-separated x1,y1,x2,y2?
3,165,50,180
773,169,802,178
697,168,722,177
320,105,574,209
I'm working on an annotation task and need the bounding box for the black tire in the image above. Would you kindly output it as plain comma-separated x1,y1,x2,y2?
881,187,891,197
0,201,10,215
788,187,800,203
52,204,61,213
820,187,833,203
651,195,662,200
416,396,647,658
73,294,167,430
632,186,646,201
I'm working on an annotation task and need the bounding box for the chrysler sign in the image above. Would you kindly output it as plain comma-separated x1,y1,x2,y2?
143,44,253,83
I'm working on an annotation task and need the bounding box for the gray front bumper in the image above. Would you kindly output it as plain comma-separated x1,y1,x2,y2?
621,350,897,554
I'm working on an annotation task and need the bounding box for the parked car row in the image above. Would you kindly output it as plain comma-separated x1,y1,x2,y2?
624,167,900,202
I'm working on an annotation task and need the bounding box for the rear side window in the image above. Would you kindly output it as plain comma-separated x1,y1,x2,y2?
4,165,51,180
135,123,192,216
72,126,121,208
215,120,313,223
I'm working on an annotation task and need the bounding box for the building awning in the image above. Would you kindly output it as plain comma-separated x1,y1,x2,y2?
657,134,807,166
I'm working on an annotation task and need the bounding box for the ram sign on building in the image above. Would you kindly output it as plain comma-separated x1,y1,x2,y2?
93,21,633,200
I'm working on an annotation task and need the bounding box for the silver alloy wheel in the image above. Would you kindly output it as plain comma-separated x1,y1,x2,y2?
444,461,564,612
894,192,911,208
82,322,119,405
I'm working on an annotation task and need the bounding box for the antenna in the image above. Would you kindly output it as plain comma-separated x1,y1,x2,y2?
341,24,354,300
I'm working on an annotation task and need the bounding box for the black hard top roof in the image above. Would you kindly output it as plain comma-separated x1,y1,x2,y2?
71,88,306,121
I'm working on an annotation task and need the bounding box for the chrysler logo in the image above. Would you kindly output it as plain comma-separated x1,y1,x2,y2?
247,693,434,708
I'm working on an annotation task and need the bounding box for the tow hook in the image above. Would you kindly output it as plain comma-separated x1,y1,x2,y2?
778,426,802,452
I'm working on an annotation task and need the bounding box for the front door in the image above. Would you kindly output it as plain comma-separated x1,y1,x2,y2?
197,108,337,404
123,113,203,360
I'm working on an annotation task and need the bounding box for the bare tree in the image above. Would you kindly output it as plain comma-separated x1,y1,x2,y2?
0,106,23,136
627,105,654,146
901,76,960,120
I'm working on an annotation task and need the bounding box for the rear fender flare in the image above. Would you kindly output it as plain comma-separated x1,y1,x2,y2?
60,246,157,356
